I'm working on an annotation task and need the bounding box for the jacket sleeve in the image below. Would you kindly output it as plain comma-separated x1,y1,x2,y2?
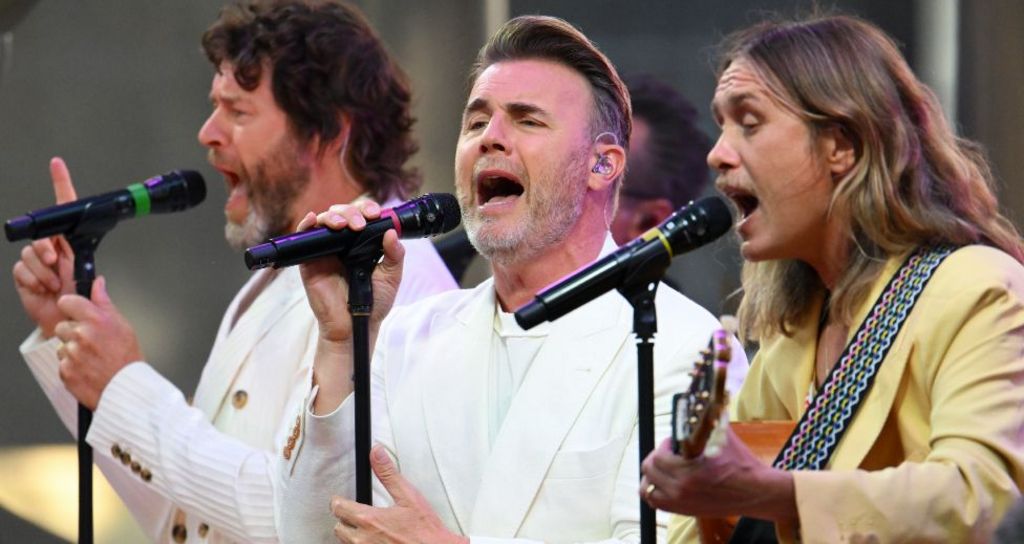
275,328,398,543
21,331,173,541
22,323,319,543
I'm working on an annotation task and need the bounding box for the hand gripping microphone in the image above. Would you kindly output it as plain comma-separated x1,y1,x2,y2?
5,170,207,241
514,196,733,330
245,193,462,269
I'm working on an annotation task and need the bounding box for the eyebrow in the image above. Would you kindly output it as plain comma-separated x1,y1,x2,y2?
711,91,759,120
463,97,489,117
210,91,243,106
463,98,549,118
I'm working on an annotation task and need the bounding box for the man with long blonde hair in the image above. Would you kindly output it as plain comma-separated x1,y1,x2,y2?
640,14,1024,543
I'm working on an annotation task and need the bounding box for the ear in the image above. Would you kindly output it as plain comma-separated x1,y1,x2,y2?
587,142,626,192
821,125,856,179
310,112,353,159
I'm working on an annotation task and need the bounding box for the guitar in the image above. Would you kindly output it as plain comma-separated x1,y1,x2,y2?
671,320,795,544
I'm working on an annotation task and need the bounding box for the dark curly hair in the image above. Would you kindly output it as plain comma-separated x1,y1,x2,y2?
202,0,420,200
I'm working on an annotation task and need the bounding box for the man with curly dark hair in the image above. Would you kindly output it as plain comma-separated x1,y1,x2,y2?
13,1,455,542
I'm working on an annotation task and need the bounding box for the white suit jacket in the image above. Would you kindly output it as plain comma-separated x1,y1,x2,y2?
21,237,456,543
278,243,748,543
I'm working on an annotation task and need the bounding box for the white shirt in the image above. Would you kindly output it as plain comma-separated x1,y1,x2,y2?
488,309,549,446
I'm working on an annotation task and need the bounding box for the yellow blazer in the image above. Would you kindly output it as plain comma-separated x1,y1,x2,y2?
670,245,1024,543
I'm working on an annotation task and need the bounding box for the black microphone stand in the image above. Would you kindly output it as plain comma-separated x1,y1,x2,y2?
63,200,121,544
616,252,672,544
342,244,385,505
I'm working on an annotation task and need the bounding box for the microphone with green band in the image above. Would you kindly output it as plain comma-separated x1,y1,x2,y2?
514,196,732,330
4,170,206,241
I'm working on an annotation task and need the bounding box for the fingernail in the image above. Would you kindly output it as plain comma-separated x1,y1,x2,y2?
329,213,345,224
372,446,389,463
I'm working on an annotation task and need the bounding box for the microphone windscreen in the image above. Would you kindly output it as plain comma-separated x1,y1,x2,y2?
669,196,732,252
696,196,732,241
177,170,207,208
432,193,462,233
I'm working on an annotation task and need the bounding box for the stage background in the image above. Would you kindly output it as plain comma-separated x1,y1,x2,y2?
1,0,1019,540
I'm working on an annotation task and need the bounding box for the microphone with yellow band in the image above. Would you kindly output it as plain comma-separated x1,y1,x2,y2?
514,196,732,329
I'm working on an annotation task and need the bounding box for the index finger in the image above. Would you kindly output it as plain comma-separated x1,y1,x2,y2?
49,157,78,204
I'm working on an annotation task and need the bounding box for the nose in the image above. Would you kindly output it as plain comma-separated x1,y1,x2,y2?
478,116,510,155
707,133,738,174
197,110,224,149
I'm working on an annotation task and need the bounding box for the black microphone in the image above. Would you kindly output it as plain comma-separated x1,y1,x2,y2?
5,170,207,241
514,196,732,330
245,193,462,270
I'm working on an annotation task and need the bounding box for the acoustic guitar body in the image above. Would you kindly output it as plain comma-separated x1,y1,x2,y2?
695,421,796,544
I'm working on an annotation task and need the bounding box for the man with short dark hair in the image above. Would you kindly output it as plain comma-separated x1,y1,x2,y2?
610,74,711,247
13,1,455,542
277,15,745,543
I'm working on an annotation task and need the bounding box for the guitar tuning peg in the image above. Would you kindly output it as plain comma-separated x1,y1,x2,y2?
688,416,698,425
700,391,710,399
695,403,705,412
719,315,739,334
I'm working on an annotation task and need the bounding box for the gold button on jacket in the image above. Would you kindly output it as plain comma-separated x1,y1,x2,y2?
171,523,187,543
231,390,248,409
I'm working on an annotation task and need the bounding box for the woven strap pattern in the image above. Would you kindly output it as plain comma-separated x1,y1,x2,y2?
774,246,956,471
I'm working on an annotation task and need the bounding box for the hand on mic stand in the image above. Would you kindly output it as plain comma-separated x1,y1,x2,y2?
9,157,204,544
12,158,200,403
10,157,137,544
295,200,405,416
11,157,144,408
251,192,459,506
13,159,144,408
13,158,78,339
295,200,406,507
290,199,465,539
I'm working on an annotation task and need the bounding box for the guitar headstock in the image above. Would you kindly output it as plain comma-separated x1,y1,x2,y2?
672,318,735,459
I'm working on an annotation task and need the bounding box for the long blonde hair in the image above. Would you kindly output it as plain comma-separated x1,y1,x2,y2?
719,15,1024,342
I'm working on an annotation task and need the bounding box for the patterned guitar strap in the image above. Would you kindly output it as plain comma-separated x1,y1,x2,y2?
729,245,956,543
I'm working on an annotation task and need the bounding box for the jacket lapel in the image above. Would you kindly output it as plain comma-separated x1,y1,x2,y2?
192,267,307,420
762,301,819,420
765,256,915,470
420,280,495,533
469,290,630,536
